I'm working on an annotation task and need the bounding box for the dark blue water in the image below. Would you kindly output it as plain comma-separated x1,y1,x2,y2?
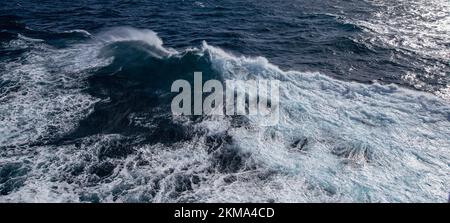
3,0,449,87
0,0,449,202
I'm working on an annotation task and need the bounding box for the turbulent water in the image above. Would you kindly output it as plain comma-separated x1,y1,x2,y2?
0,0,449,202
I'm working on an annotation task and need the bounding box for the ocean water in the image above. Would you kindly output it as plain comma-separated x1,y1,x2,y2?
0,0,449,202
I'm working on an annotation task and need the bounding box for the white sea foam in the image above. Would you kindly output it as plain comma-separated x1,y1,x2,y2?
0,38,111,147
61,29,92,37
198,41,450,202
96,27,178,57
1,28,448,202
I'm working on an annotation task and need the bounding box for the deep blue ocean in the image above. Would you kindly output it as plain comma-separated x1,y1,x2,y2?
0,0,449,202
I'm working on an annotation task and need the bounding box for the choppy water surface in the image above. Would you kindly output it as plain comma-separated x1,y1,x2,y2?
0,0,449,202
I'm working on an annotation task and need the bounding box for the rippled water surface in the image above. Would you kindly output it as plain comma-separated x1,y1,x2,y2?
0,0,449,202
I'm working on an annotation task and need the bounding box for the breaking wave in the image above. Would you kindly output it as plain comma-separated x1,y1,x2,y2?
0,27,449,202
